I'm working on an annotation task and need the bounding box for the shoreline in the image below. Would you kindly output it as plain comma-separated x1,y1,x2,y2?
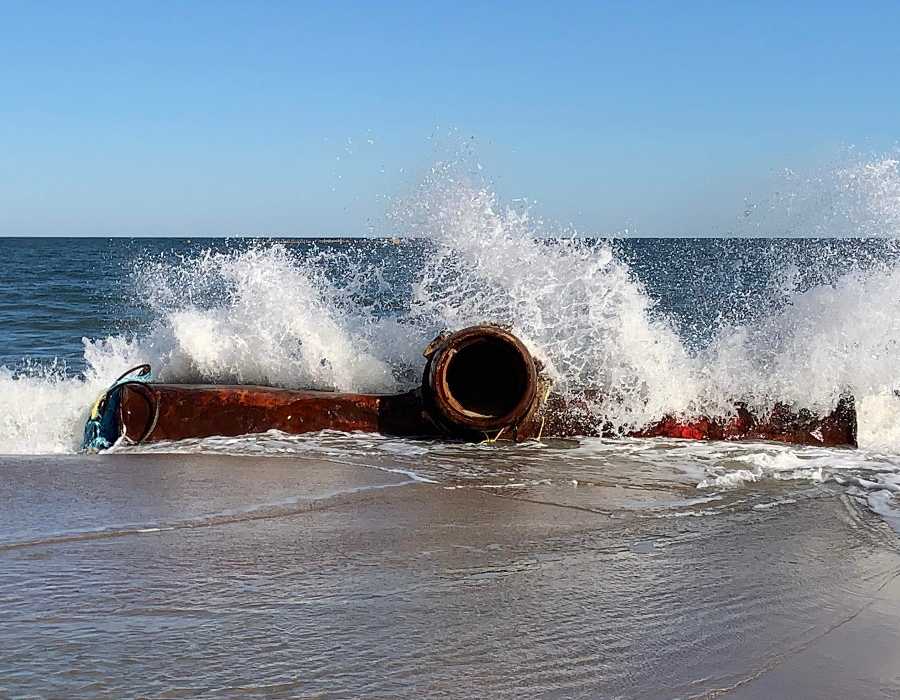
2,453,899,698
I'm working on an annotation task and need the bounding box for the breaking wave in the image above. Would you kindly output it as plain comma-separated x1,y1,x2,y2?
3,153,900,467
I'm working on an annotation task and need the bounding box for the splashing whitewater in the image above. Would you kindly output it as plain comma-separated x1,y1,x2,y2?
2,155,900,458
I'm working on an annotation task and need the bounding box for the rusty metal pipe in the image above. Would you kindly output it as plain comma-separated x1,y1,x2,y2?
116,383,433,445
83,325,858,449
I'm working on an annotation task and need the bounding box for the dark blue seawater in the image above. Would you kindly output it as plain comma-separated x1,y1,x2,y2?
1,237,895,373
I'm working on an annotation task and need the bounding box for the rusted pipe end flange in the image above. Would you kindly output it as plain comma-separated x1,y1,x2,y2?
422,325,540,435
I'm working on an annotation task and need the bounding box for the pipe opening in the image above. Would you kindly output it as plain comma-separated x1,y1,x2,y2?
444,337,532,419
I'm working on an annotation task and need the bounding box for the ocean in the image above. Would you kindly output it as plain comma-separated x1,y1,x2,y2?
4,190,900,695
2,235,900,517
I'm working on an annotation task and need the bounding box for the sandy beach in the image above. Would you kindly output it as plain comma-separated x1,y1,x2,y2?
4,1,900,696
2,453,899,698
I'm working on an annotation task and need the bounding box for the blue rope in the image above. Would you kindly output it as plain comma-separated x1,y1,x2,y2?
82,365,152,452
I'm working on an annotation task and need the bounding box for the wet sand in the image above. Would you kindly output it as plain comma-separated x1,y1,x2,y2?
2,453,900,698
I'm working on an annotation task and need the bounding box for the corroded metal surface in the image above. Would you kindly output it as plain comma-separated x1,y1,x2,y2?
117,383,857,448
108,325,858,449
421,325,542,437
630,398,857,446
118,383,432,444
518,392,858,447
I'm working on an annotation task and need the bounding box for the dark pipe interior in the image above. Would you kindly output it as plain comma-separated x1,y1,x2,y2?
445,338,530,418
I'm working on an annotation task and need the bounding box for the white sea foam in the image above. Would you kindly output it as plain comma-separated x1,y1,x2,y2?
91,245,401,393
3,151,900,535
399,164,698,430
0,365,106,454
697,450,830,490
700,262,900,418
0,245,405,454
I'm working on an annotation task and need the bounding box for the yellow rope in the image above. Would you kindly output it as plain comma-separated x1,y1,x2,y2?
481,426,507,444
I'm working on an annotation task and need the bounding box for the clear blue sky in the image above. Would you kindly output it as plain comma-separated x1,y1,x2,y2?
1,1,898,236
